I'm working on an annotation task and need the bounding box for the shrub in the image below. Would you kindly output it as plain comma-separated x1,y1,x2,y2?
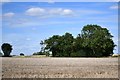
20,53,24,56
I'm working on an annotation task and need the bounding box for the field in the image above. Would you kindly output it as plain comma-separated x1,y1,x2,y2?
2,57,118,78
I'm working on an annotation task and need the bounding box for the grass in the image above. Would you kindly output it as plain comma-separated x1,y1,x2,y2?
2,54,120,58
13,55,47,58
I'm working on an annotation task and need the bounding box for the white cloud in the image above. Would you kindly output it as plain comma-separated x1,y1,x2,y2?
25,7,74,17
25,7,45,16
49,8,74,16
110,5,118,9
61,9,73,15
49,8,73,15
3,12,15,17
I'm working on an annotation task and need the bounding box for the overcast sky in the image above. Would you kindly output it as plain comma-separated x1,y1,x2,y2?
2,2,118,55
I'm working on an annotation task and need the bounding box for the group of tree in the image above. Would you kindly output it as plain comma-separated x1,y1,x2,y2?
0,24,116,57
41,24,116,57
1,43,24,57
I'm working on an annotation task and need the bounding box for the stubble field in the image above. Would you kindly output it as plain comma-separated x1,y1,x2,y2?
2,57,118,78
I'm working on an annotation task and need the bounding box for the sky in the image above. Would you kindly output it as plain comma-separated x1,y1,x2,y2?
1,2,118,55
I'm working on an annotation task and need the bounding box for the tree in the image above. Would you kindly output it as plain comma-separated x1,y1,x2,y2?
81,24,115,57
1,43,12,57
44,33,74,57
44,35,61,57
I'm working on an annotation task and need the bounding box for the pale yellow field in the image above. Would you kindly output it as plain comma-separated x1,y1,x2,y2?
2,57,118,78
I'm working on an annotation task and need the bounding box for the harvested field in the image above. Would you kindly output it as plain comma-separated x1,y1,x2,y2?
2,57,118,78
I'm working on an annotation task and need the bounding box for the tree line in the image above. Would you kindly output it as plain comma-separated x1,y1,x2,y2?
40,24,116,57
0,24,116,57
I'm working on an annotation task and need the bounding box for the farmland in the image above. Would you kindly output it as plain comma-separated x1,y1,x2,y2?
2,57,118,78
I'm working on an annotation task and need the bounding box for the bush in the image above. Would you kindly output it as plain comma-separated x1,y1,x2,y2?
20,53,24,56
33,52,45,55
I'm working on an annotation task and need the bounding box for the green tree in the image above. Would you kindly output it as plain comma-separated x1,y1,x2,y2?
44,33,74,57
42,24,115,57
44,35,61,57
1,43,12,57
81,24,115,57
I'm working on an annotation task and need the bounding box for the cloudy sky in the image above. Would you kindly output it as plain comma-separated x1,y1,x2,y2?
2,2,118,55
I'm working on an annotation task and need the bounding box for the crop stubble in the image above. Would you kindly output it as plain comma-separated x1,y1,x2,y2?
2,58,118,78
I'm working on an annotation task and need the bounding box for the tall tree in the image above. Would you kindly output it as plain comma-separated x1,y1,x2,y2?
81,24,115,57
1,43,12,57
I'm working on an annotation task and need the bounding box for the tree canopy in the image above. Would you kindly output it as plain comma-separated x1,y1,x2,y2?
1,43,12,57
41,24,116,57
